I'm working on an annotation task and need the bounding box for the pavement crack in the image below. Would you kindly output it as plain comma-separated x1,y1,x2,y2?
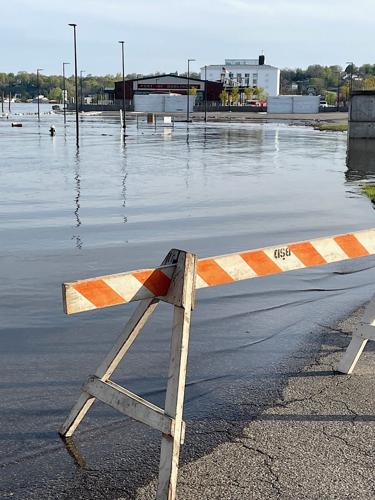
237,440,281,498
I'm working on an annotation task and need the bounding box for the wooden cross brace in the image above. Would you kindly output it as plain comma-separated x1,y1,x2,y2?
338,293,375,374
59,249,197,500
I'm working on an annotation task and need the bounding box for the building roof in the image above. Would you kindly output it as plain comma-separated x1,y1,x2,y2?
116,73,209,84
202,64,278,70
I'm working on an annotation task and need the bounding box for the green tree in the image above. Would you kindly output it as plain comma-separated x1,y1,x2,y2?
244,87,253,101
230,87,240,105
325,91,336,105
48,87,62,101
219,89,228,105
253,86,267,100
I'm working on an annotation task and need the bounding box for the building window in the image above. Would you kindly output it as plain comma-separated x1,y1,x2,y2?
229,72,234,79
245,73,250,77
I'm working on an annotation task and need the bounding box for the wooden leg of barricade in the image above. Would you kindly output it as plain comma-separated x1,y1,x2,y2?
59,297,160,437
59,248,181,438
156,252,196,500
337,335,368,374
337,293,375,374
59,248,197,500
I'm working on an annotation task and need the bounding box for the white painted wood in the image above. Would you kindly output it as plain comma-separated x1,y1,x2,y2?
59,392,95,437
84,377,176,436
59,297,159,437
60,249,181,438
338,293,375,374
156,252,196,500
337,335,368,374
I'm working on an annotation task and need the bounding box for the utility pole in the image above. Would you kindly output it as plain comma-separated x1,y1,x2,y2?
118,41,126,132
187,58,195,123
1,91,4,113
62,62,70,125
37,68,43,121
69,23,79,148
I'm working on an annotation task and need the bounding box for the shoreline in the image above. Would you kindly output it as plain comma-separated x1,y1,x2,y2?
136,305,375,499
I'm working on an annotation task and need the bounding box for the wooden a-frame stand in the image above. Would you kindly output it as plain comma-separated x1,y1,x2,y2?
338,293,375,374
59,249,197,500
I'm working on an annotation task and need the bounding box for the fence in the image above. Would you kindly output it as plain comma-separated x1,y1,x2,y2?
60,228,375,499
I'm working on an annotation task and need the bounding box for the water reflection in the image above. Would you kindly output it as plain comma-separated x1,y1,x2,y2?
71,151,82,250
346,139,375,181
120,146,128,224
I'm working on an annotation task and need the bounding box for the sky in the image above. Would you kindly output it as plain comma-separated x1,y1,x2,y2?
1,0,374,76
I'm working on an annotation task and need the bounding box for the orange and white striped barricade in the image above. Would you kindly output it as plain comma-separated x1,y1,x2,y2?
60,228,375,500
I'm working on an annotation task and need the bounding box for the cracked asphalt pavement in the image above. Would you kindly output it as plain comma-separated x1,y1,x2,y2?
136,307,375,499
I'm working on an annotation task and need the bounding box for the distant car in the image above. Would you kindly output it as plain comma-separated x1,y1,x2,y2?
320,100,329,107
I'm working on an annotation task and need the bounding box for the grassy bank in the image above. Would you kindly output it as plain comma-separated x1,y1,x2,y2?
362,184,375,202
314,123,348,132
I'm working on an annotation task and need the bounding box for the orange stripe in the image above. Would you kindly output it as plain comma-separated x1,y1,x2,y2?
74,280,125,308
240,250,282,276
289,242,326,267
198,259,234,286
133,269,171,297
334,234,369,259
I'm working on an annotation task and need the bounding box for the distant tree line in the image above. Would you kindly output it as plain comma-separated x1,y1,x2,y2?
1,65,375,102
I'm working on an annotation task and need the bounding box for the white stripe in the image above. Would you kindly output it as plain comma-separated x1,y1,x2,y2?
311,238,348,263
104,275,143,302
263,247,305,272
68,287,97,313
196,275,209,289
215,254,257,280
355,229,375,254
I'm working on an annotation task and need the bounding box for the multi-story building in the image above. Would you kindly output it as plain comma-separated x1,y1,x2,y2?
201,56,280,97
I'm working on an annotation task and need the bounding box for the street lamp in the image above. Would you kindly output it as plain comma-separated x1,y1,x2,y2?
118,41,126,132
37,68,43,121
187,58,196,123
62,62,70,125
80,70,85,111
68,23,79,147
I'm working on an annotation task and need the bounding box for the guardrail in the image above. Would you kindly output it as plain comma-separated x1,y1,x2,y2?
60,228,375,499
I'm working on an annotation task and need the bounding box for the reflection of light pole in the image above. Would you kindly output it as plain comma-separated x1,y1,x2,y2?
63,62,70,125
80,70,85,111
187,58,195,123
118,41,126,131
346,61,354,96
204,65,207,123
37,68,43,121
69,23,79,148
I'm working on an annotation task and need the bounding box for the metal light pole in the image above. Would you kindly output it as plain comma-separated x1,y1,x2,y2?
187,58,195,123
69,23,79,148
336,72,341,112
80,70,85,111
62,62,70,125
36,68,43,121
204,64,207,123
118,41,126,131
1,91,4,113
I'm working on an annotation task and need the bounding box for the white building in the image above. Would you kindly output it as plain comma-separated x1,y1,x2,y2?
201,56,280,97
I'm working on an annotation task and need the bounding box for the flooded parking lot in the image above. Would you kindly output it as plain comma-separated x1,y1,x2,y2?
1,105,375,497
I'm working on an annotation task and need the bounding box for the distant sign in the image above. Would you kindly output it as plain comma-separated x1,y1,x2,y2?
138,84,200,90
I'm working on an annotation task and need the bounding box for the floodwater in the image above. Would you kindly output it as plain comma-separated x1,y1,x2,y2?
1,104,375,498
